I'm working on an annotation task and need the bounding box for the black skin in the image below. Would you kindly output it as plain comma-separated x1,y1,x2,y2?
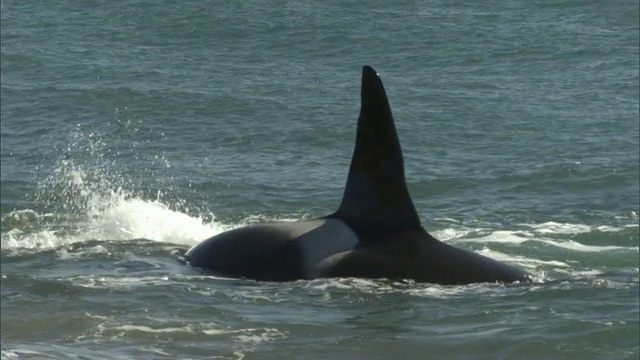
184,66,532,285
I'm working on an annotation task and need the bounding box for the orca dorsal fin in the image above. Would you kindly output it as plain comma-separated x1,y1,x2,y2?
331,66,421,235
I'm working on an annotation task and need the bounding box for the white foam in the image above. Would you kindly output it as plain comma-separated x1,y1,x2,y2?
0,351,19,360
103,321,287,344
116,325,193,334
71,275,173,289
234,328,287,344
535,239,636,252
449,230,529,245
82,191,226,246
0,349,56,360
564,269,605,277
2,228,61,250
449,229,638,253
1,144,236,251
306,277,532,299
596,225,629,232
477,248,570,268
1,192,230,251
526,221,592,234
432,217,461,223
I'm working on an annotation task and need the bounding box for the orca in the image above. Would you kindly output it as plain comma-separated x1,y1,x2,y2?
184,66,531,285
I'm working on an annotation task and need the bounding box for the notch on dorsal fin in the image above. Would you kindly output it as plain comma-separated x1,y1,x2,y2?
330,66,421,235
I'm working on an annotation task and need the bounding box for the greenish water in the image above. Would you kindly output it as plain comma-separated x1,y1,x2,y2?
1,1,638,359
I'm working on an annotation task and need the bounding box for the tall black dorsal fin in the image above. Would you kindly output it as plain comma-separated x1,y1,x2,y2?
331,66,421,235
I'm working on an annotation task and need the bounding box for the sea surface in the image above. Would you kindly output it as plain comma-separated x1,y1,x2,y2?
1,1,639,359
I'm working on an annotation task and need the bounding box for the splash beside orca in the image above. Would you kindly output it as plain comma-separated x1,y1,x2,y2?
184,66,531,285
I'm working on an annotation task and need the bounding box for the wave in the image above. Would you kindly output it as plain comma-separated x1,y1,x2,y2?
3,190,637,255
1,129,637,286
448,229,638,253
1,193,226,251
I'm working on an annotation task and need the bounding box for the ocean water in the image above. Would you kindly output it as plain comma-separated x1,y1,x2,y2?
1,0,639,359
